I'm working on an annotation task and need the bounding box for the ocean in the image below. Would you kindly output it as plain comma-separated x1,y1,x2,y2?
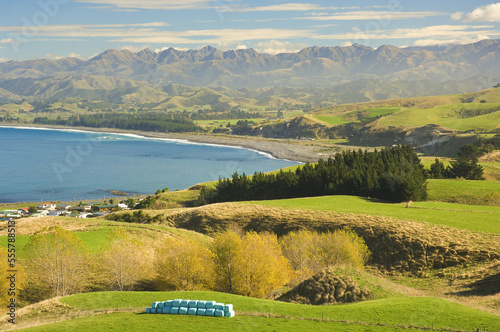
0,126,299,203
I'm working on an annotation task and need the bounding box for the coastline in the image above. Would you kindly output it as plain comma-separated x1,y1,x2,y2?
1,124,335,163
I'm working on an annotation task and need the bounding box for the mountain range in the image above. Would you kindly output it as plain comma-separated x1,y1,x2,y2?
1,39,500,103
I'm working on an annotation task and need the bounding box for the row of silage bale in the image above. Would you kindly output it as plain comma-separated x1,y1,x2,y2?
145,299,235,317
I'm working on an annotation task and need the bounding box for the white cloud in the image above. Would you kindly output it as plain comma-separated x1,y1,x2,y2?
313,25,499,41
236,44,248,50
154,46,189,52
45,53,63,60
413,39,462,47
0,58,9,62
43,52,87,60
0,38,19,45
67,53,84,59
254,40,309,55
302,10,443,21
121,45,150,52
452,3,500,22
341,41,353,47
75,0,211,10
112,28,314,45
0,23,314,48
0,22,170,33
413,35,490,47
229,3,327,12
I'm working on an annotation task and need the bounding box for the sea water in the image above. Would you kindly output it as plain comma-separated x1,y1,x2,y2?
0,126,299,203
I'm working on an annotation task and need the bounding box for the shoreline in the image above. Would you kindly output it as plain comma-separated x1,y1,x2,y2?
0,123,339,205
1,124,334,163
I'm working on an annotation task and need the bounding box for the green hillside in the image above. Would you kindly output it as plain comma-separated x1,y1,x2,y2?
241,194,500,233
375,103,500,131
7,291,500,331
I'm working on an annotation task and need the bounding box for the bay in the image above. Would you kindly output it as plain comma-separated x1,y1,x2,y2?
0,126,299,203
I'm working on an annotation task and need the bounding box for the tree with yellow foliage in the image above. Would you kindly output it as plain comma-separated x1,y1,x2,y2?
212,231,293,298
24,226,90,297
154,238,215,291
102,229,149,291
211,230,242,293
281,229,370,282
0,247,26,308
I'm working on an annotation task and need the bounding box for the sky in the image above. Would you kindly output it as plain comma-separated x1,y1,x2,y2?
1,1,500,62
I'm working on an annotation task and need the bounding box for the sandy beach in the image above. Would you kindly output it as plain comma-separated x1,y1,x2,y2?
1,124,343,163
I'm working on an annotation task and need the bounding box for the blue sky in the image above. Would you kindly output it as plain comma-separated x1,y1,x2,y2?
1,1,500,61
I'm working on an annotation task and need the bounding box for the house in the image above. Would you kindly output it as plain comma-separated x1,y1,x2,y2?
18,208,30,215
93,204,116,212
117,203,129,210
57,203,72,210
38,202,56,210
0,210,21,218
37,210,49,216
71,204,92,212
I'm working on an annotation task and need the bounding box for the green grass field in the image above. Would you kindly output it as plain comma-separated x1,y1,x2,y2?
427,179,500,203
315,114,350,125
0,228,112,259
0,222,210,259
376,103,500,131
242,194,500,233
14,291,500,331
315,107,400,126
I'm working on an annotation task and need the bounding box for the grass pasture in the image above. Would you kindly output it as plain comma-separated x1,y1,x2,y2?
8,291,500,331
427,179,500,204
314,107,400,126
0,218,210,258
376,103,500,132
242,194,500,233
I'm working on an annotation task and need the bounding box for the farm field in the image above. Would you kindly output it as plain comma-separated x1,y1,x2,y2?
375,103,500,132
314,107,401,125
0,218,210,259
427,179,500,203
5,291,500,332
242,193,500,233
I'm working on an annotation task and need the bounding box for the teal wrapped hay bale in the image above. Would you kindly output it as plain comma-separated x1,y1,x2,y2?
205,308,216,316
205,301,215,309
157,302,164,309
150,308,157,314
178,307,188,315
214,303,224,310
197,300,207,308
223,304,233,313
214,309,224,317
180,299,190,307
197,308,206,316
145,308,151,314
170,307,180,315
152,302,160,309
188,300,198,308
164,300,173,308
162,307,170,314
224,310,235,318
172,299,182,307
188,307,197,315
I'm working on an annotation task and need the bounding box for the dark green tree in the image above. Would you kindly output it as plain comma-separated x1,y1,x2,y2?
429,158,446,179
446,157,484,180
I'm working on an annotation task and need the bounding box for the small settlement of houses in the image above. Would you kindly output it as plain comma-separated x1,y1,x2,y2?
0,202,129,220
